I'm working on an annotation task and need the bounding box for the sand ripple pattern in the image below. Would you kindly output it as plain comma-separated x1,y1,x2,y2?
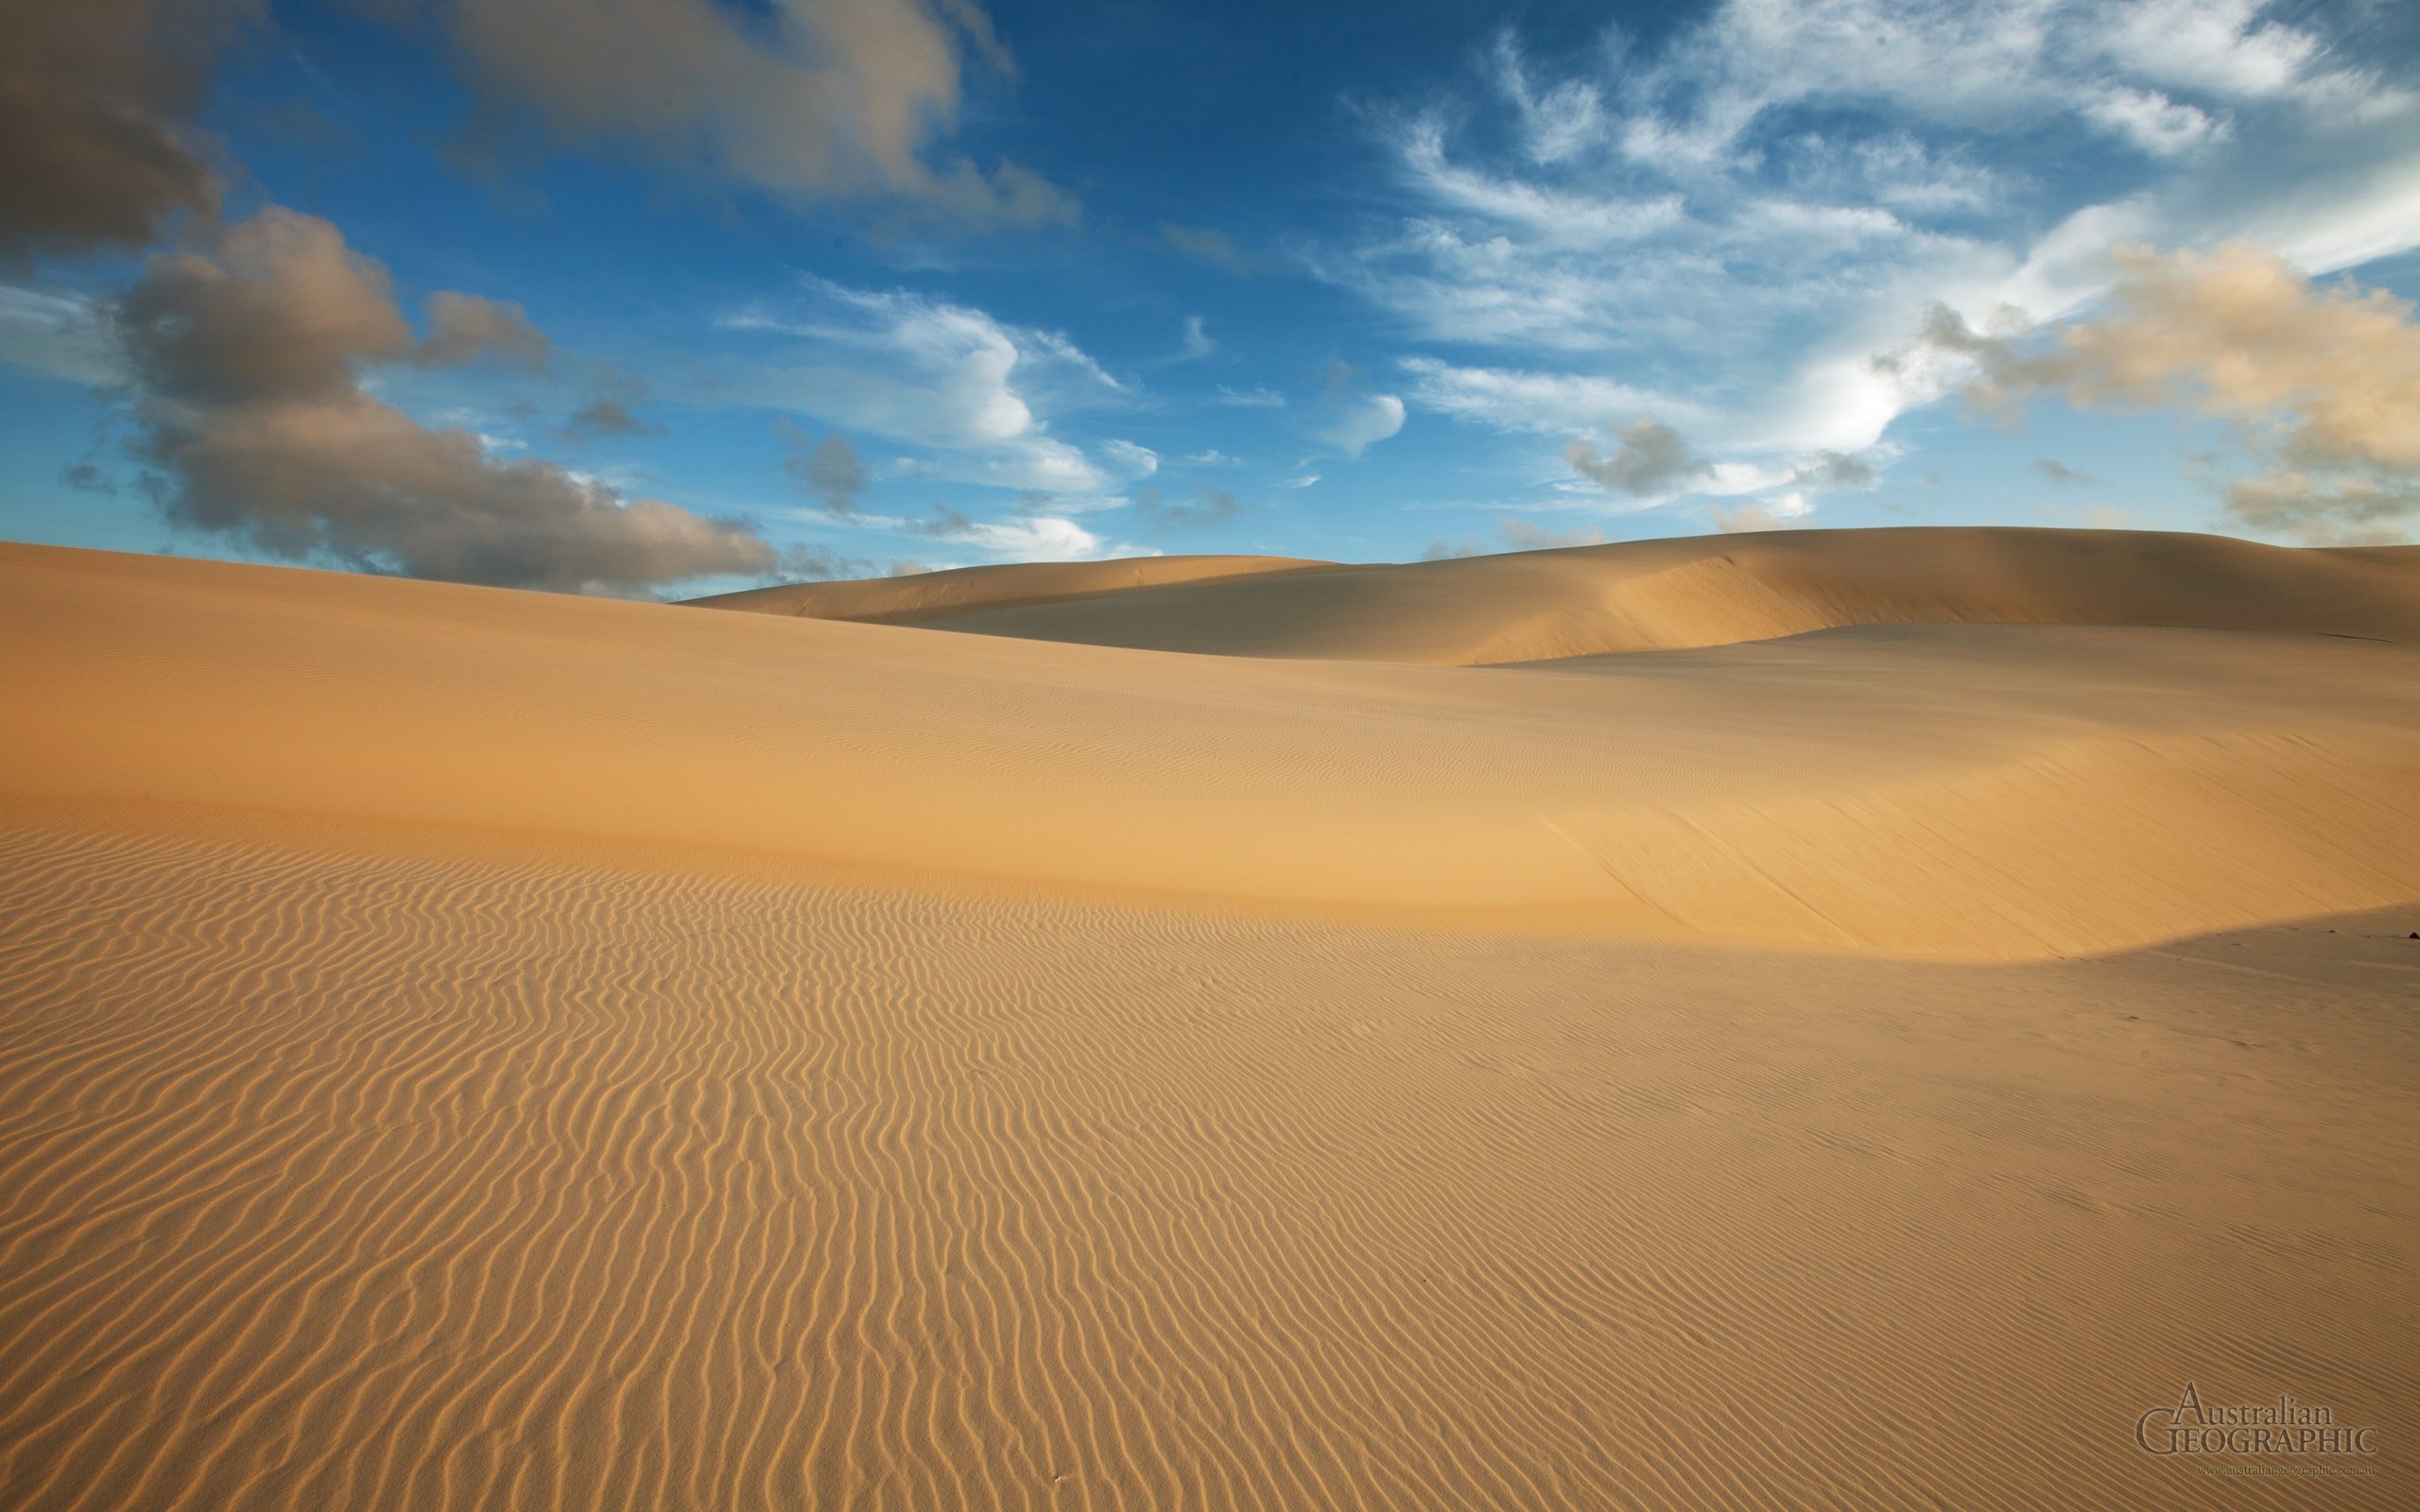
3,811,2411,1510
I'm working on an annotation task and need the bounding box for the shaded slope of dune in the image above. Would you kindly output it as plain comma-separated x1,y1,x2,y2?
689,553,1338,624
866,527,2420,664
5,542,2417,958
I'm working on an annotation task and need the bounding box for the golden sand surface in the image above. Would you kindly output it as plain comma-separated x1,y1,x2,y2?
3,531,2415,1508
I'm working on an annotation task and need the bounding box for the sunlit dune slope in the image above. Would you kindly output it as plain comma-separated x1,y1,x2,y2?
754,526,2420,664
7,541,2417,958
689,553,1337,624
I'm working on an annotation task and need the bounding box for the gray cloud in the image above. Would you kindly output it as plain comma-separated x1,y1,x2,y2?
733,541,936,585
1133,486,1241,530
779,421,870,516
61,462,118,494
1792,449,1875,490
900,502,974,538
562,365,661,438
1161,222,1252,274
114,208,776,593
1921,243,2420,542
2031,457,2098,488
433,0,1070,222
2223,472,2420,543
770,541,877,581
564,395,661,439
115,210,415,404
1496,516,1604,551
0,0,255,262
1565,416,1705,495
416,290,550,369
1421,516,1606,559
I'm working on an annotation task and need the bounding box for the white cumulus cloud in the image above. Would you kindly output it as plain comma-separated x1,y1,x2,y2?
1316,393,1406,456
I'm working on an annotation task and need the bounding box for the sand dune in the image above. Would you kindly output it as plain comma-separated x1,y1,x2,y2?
691,553,1337,625
701,527,2420,664
4,534,2417,1510
8,540,2416,957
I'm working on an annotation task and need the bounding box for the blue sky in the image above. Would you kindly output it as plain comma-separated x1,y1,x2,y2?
5,0,2419,593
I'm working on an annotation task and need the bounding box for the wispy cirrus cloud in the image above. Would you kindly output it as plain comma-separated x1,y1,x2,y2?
726,274,1136,494
854,500,1151,561
1399,356,1686,435
0,284,119,386
1334,0,2420,531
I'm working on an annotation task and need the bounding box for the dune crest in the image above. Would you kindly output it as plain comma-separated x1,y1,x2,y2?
721,527,2420,664
689,554,1337,624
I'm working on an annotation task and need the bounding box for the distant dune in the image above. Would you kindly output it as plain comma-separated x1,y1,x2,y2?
4,533,2418,1511
690,553,1338,624
700,526,2420,664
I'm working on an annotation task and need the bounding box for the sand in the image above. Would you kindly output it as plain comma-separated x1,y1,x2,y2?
692,527,2420,664
3,529,2416,1509
691,554,1340,626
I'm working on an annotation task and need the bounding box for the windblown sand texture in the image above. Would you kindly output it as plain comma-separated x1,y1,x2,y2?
3,528,2417,1509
